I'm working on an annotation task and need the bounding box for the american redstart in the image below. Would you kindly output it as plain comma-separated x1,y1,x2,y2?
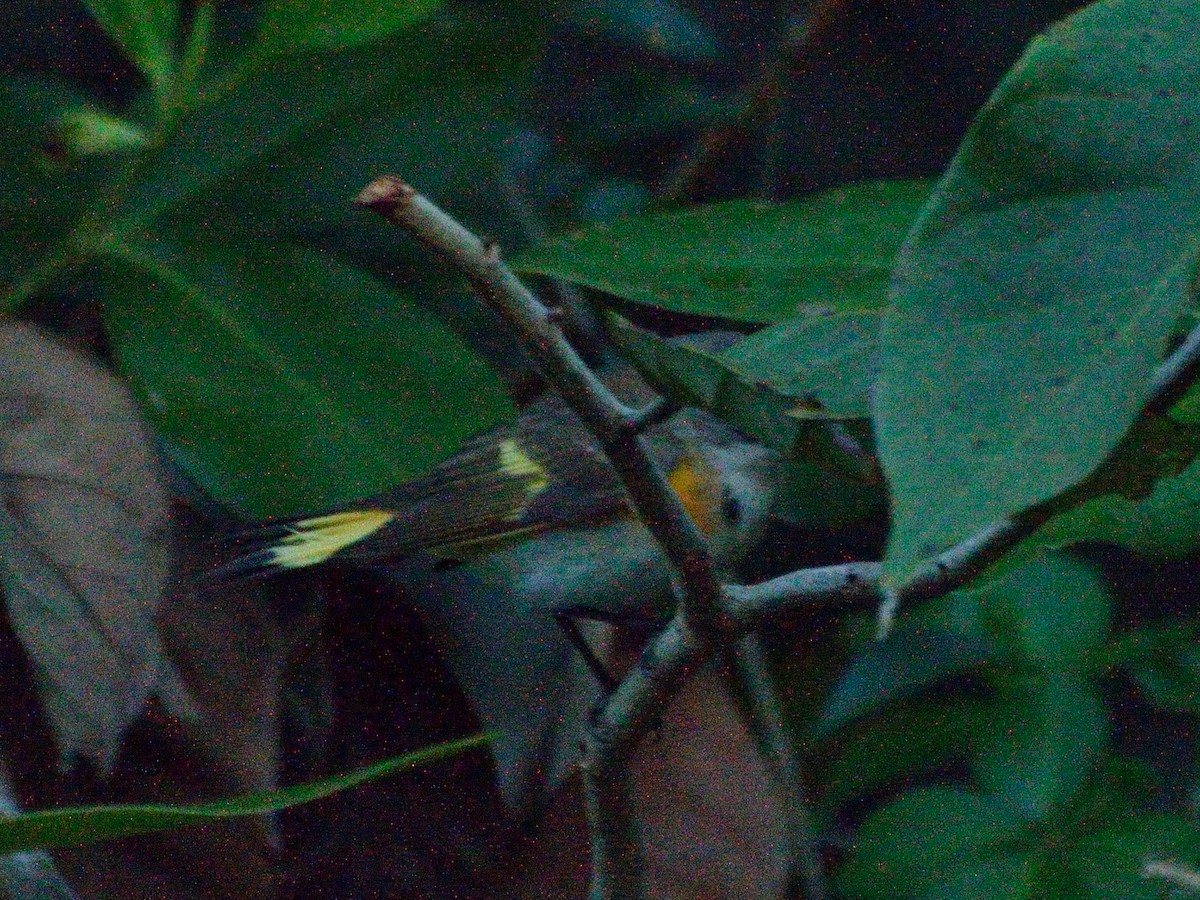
222,365,779,811
224,383,779,593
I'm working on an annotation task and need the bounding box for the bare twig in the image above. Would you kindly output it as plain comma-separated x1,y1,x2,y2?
357,176,732,899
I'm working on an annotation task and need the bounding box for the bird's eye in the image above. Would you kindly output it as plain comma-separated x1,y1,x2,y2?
720,486,742,526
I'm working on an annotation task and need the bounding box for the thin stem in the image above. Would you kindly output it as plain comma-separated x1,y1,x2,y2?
728,636,827,900
0,760,80,900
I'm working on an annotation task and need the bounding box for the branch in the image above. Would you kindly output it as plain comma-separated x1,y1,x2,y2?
357,176,733,899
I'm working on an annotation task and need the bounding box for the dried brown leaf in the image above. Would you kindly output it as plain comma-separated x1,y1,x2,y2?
0,321,170,770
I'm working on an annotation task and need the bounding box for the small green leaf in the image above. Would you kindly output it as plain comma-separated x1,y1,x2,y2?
818,592,992,734
97,230,512,517
1065,814,1200,899
837,787,1029,899
1107,623,1200,713
80,0,178,96
980,552,1112,671
607,316,881,489
820,699,986,810
974,673,1108,822
0,734,488,855
513,180,931,324
253,0,443,58
59,107,151,155
607,316,807,454
1036,453,1200,560
720,311,880,419
876,0,1200,584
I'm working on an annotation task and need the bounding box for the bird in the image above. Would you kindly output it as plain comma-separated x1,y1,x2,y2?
217,368,780,812
220,387,781,600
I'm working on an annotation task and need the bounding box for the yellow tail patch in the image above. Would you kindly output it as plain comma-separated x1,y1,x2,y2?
270,510,396,570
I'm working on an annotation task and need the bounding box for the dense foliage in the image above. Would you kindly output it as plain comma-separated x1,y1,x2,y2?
2,0,1200,897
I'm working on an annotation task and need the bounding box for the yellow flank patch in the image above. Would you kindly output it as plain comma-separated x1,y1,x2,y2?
498,439,550,520
270,510,396,569
668,457,720,536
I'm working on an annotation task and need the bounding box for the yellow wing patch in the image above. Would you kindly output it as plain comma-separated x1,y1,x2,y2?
270,510,396,569
498,438,550,520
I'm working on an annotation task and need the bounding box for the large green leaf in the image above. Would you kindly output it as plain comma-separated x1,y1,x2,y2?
97,230,512,517
80,0,178,97
513,179,930,323
114,18,538,232
875,0,1200,584
0,734,487,855
253,0,442,57
837,787,1030,899
973,673,1108,822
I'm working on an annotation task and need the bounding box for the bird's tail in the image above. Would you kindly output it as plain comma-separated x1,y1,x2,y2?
216,509,397,578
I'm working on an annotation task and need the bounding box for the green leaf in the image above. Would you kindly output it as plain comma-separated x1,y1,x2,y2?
875,0,1200,584
771,455,885,529
817,592,992,735
820,699,986,810
0,77,109,298
1036,454,1200,560
59,106,151,155
607,316,807,454
914,852,1039,900
1065,814,1200,899
0,734,488,855
974,673,1108,822
720,311,880,419
1107,623,1200,713
513,179,931,324
253,0,443,58
837,787,1029,899
80,0,178,96
115,19,539,232
96,230,512,517
980,552,1112,671
606,316,881,490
